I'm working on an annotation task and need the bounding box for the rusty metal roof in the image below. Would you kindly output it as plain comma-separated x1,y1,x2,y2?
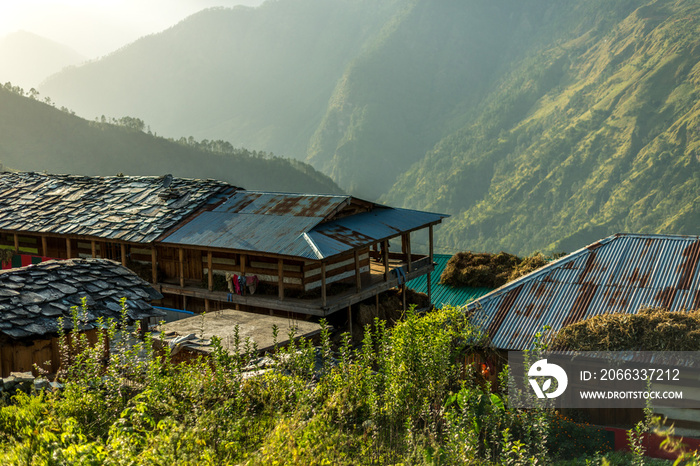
0,172,234,243
0,258,164,340
470,233,700,350
162,192,447,260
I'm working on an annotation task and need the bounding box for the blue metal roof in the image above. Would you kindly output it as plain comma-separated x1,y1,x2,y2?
407,254,493,308
162,192,447,260
470,233,700,350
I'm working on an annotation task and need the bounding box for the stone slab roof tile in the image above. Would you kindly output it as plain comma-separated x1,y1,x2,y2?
0,173,236,243
0,258,164,340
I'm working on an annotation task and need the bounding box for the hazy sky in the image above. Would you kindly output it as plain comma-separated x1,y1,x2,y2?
0,0,265,58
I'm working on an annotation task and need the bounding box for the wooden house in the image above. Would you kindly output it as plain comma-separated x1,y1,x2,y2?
0,258,163,377
0,173,446,323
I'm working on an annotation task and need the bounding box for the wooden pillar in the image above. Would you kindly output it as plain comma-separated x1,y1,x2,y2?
151,247,158,284
13,234,19,253
205,299,210,312
183,295,187,311
321,262,327,307
240,254,246,274
278,258,284,300
429,225,434,263
207,251,213,291
91,240,96,258
347,305,353,335
178,248,184,288
41,236,48,257
66,238,72,258
376,293,380,314
402,233,412,273
382,240,389,281
427,271,432,306
402,284,407,312
354,249,362,292
120,244,127,266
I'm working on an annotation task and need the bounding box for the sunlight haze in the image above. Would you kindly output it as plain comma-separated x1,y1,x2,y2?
0,0,265,58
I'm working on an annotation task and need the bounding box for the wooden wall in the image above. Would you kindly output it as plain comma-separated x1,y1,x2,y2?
0,329,101,377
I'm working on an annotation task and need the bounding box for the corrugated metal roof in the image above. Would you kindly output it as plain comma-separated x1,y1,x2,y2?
163,192,447,260
470,233,700,350
0,173,234,243
407,253,493,307
213,191,350,219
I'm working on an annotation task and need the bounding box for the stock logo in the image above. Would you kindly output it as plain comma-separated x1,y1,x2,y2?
528,359,568,399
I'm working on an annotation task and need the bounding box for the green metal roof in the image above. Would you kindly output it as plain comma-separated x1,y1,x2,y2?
407,254,492,308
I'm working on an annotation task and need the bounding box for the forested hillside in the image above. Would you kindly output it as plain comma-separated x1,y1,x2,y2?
39,0,700,254
0,85,341,193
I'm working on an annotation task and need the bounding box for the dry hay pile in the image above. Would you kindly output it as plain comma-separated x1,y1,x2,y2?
440,251,548,288
553,307,700,351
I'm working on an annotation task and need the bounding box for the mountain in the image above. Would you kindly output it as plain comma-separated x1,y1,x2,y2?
0,85,341,194
39,0,700,254
40,1,396,159
0,31,85,88
383,0,700,254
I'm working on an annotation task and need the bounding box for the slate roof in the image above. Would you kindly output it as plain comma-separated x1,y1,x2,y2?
0,258,164,340
470,233,700,350
0,172,235,243
407,254,493,308
162,191,448,260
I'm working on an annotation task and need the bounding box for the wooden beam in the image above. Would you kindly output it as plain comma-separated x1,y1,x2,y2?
354,249,361,292
207,251,213,291
120,244,127,266
179,248,185,288
321,262,327,307
278,258,284,300
383,240,389,281
13,234,18,253
240,254,246,274
151,247,158,284
66,238,72,258
41,236,48,257
347,305,353,335
205,299,210,312
91,240,96,258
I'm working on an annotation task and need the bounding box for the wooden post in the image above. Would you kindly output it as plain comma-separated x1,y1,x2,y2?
402,284,406,312
427,271,432,306
376,293,379,314
278,258,284,300
347,305,353,335
183,295,187,311
429,225,434,263
354,249,361,292
66,238,72,258
178,248,184,288
41,236,48,257
120,244,127,266
321,262,327,307
382,240,389,281
91,241,96,258
406,233,412,273
240,254,246,274
151,247,158,284
13,234,19,253
205,299,210,312
207,251,213,291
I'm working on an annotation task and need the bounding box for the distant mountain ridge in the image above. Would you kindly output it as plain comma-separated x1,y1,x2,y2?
0,85,341,194
0,31,85,88
39,0,700,254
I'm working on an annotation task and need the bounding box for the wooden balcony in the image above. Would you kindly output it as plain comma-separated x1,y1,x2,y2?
157,256,434,317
